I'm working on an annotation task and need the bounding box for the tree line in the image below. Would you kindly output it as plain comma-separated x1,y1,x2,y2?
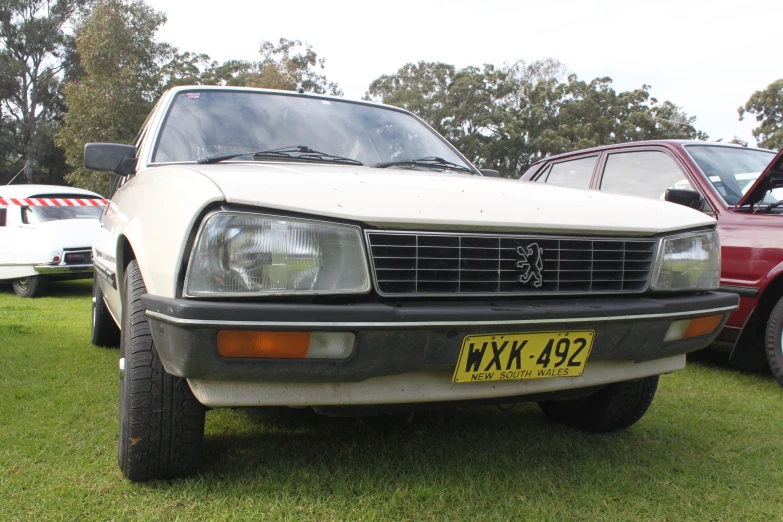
2,0,782,194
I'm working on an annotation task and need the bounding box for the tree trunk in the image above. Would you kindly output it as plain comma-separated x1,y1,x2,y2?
24,157,34,184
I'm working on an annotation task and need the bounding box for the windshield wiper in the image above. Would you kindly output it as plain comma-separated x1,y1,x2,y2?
753,199,783,213
374,156,474,174
197,145,363,166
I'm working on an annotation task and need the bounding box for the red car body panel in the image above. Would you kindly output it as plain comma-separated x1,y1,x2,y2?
522,140,783,359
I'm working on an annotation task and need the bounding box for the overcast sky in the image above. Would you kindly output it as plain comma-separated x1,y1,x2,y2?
146,0,782,146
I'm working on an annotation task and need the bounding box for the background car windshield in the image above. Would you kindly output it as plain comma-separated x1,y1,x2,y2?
22,205,103,224
152,91,472,170
686,145,777,205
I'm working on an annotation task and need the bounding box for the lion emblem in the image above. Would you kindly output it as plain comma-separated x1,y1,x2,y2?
516,243,544,288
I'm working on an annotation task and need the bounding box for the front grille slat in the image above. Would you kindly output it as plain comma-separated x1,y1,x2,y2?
366,232,657,296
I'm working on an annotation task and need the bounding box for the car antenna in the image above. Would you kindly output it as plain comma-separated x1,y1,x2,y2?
6,167,24,185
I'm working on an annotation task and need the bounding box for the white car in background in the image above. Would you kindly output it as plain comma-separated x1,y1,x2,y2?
0,184,105,297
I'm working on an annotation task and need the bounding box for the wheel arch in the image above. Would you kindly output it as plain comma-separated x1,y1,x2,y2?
731,263,783,368
116,234,137,303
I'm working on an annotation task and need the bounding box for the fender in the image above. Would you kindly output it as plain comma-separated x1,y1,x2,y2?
103,165,225,322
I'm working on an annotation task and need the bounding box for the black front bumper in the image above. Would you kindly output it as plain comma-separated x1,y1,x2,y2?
142,292,738,383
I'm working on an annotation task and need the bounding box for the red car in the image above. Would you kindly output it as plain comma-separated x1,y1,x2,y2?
521,140,783,387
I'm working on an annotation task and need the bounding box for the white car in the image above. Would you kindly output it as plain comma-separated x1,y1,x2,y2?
85,86,738,481
0,184,104,297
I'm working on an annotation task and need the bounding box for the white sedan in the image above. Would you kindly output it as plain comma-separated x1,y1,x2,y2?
0,184,105,297
85,86,738,481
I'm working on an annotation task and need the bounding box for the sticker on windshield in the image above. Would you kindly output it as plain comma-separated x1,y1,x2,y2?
186,93,200,100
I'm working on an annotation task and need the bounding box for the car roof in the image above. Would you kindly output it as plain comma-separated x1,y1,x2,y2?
0,184,102,199
532,140,770,166
165,85,411,115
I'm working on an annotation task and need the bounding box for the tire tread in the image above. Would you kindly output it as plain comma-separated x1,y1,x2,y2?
539,376,659,433
119,261,205,481
764,297,783,388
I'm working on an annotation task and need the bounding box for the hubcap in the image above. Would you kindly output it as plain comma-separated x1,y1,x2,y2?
16,278,30,291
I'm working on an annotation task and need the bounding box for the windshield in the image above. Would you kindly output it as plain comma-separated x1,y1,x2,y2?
22,205,103,224
686,145,778,205
152,90,474,172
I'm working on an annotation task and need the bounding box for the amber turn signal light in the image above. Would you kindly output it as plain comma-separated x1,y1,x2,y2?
217,330,355,359
664,314,724,342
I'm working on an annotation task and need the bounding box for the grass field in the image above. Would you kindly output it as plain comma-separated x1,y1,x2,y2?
1,280,782,521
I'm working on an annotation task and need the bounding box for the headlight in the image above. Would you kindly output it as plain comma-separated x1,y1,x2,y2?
651,231,720,292
184,212,370,296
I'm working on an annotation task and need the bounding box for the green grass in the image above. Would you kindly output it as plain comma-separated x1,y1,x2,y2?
1,280,782,521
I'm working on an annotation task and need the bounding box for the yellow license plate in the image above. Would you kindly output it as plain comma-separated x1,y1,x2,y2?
452,331,595,383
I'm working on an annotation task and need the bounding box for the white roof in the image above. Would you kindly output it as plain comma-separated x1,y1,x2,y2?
0,184,103,200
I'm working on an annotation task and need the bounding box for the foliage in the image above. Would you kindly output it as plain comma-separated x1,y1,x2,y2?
0,0,85,183
367,60,708,177
57,0,172,195
183,38,343,95
739,79,783,150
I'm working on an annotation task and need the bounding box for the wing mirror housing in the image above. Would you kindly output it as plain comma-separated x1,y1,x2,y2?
665,188,705,211
480,169,501,178
84,143,137,175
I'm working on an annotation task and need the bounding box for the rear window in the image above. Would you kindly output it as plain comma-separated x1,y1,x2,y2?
22,205,104,224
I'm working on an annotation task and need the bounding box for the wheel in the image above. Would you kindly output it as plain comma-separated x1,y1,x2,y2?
538,376,659,433
118,260,206,481
91,276,120,348
12,276,47,298
764,296,783,388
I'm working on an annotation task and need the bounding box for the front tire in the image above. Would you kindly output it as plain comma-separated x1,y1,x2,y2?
538,376,659,433
764,296,783,388
118,260,206,481
12,276,47,298
91,276,120,348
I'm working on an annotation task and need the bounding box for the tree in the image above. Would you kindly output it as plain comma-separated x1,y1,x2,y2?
366,59,707,178
57,0,173,194
196,38,342,95
0,0,85,183
739,79,783,149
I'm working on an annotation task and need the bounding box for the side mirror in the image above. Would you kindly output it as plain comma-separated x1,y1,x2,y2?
480,169,501,178
84,143,137,175
665,189,705,211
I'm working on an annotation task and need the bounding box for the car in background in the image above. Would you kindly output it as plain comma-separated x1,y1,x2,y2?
521,140,783,387
0,184,106,297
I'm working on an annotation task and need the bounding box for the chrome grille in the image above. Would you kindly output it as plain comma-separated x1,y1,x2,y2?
366,231,657,296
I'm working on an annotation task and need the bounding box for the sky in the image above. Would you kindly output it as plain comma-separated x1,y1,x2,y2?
146,0,782,146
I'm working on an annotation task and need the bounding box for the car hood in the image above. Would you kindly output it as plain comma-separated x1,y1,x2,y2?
26,218,101,249
186,163,715,236
736,147,783,208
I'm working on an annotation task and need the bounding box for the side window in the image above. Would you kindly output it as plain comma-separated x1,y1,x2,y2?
541,156,597,189
522,163,544,181
601,150,694,200
0,207,6,226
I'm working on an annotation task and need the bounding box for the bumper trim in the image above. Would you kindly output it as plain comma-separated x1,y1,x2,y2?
146,305,737,329
187,355,686,408
34,263,93,274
